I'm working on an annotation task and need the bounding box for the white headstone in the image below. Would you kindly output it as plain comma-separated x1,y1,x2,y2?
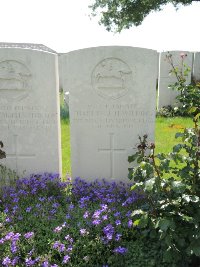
60,46,157,182
158,51,193,109
0,46,62,177
193,52,200,82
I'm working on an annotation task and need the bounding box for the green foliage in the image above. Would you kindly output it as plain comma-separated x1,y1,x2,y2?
60,91,69,120
157,105,177,117
0,141,19,188
0,141,6,160
60,104,69,120
89,0,195,32
128,115,200,265
166,52,200,117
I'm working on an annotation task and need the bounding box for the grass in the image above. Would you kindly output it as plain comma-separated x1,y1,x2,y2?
61,116,194,177
61,119,71,177
155,116,193,154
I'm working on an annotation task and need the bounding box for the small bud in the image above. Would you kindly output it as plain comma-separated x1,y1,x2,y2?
150,143,155,149
180,53,187,59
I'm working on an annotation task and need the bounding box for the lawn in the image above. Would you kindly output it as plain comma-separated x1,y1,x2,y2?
61,116,194,176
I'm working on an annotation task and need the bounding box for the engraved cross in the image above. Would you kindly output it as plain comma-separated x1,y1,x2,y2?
98,133,126,179
6,135,35,171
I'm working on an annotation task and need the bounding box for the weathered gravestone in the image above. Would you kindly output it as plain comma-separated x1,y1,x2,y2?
158,51,193,109
60,46,158,181
0,43,62,177
193,52,200,82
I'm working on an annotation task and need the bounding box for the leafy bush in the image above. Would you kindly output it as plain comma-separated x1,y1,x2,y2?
0,141,19,188
165,52,200,117
128,114,200,266
0,141,6,160
157,105,177,117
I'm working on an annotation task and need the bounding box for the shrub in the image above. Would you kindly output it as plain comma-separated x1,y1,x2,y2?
165,52,200,117
0,141,19,188
128,114,200,266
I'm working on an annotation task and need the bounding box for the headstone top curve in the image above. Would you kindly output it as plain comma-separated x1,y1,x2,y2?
0,43,57,54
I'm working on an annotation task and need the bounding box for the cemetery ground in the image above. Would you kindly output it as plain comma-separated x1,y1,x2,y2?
0,115,197,267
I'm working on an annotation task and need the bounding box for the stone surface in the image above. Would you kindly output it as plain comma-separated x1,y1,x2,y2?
158,51,193,109
60,46,158,182
0,42,57,53
193,52,200,82
0,48,62,177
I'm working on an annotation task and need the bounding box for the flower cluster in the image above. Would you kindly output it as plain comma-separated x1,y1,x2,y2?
0,173,140,266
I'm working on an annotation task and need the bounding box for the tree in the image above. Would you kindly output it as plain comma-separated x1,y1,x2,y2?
89,0,198,32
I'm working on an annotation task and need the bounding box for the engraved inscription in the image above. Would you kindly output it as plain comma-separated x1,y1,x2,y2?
0,105,57,129
0,60,31,101
6,135,35,171
92,58,133,100
98,133,126,179
71,104,155,129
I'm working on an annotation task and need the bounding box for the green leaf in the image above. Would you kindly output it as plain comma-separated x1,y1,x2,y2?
173,144,183,153
158,218,171,231
131,182,143,191
128,153,139,163
171,181,186,193
133,219,140,226
138,214,149,228
188,106,197,114
191,240,200,256
175,132,184,139
144,178,155,192
128,168,133,180
194,113,200,121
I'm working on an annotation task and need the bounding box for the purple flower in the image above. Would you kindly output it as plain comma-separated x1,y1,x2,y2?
113,246,128,254
25,257,36,266
80,228,88,236
52,203,59,208
5,232,14,240
115,219,121,226
115,233,122,241
38,197,46,202
2,256,11,266
83,211,89,219
24,232,34,239
103,224,114,235
5,217,11,223
12,257,19,266
66,213,71,219
92,210,101,219
11,242,18,253
54,226,62,233
66,245,73,252
128,219,133,228
63,255,70,264
100,204,108,211
102,214,108,221
68,204,74,210
26,207,32,213
42,260,49,267
53,241,65,252
92,219,101,225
